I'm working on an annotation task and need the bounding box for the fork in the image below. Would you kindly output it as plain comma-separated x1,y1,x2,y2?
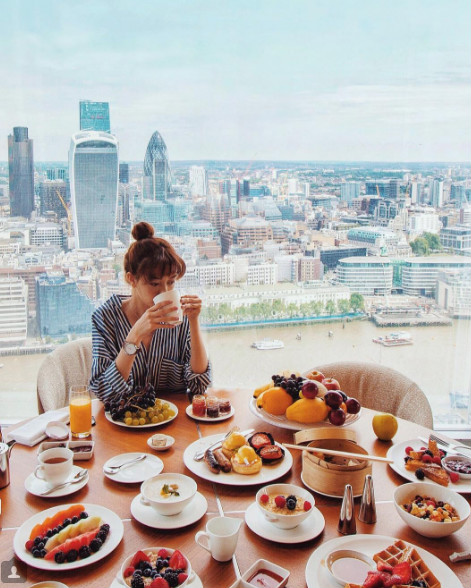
193,428,254,461
429,434,471,454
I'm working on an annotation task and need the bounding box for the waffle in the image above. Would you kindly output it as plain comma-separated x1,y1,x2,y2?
373,540,441,588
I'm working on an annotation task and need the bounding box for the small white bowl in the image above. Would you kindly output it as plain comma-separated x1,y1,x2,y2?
325,549,375,586
45,421,69,440
29,583,69,588
140,473,197,516
120,546,193,587
147,433,175,452
241,558,290,588
394,481,470,538
442,454,471,479
256,483,315,529
68,440,95,460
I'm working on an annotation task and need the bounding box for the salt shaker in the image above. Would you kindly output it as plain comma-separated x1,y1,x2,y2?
358,474,377,524
338,483,356,535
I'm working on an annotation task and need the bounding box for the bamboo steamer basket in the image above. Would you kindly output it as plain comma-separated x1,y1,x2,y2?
294,427,372,498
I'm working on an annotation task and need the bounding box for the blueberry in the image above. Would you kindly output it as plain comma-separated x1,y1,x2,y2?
415,468,425,480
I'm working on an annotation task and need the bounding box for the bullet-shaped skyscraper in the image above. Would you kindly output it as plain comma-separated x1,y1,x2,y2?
143,131,172,201
8,127,35,218
69,131,119,248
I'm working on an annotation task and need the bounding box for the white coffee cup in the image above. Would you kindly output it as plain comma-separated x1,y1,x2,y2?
195,516,242,562
34,447,73,485
153,290,183,325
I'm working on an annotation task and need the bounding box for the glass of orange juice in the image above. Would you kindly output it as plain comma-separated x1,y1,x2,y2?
69,385,92,438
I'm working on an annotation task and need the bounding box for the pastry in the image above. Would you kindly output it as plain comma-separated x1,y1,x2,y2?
231,446,262,475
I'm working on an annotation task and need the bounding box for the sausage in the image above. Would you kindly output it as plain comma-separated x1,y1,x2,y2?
213,449,232,473
204,449,220,474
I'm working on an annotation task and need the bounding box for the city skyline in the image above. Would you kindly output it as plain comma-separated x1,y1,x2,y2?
1,1,470,163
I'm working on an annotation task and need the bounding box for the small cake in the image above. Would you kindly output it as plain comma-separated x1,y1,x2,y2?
231,446,262,475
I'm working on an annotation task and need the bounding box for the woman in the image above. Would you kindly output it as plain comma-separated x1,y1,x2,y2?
90,222,211,403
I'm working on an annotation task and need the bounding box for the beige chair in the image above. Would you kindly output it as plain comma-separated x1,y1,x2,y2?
313,361,433,429
37,338,93,413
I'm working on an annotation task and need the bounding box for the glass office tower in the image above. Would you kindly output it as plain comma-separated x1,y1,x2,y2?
8,126,35,217
79,100,111,132
69,131,118,248
143,131,172,201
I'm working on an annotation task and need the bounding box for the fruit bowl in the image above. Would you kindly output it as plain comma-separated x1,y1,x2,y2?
120,547,193,587
256,483,315,529
394,481,470,538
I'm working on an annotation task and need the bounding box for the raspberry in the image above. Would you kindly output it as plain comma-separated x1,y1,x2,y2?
432,456,441,465
158,548,169,558
421,454,432,463
449,471,460,483
123,566,135,577
25,540,35,552
405,446,414,455
303,501,312,511
425,500,435,507
260,493,269,504
274,495,286,508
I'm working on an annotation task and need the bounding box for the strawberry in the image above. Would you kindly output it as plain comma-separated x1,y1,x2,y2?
449,471,460,483
376,561,393,574
303,501,312,511
391,561,412,584
130,550,150,568
362,571,384,588
178,573,188,584
25,540,35,552
123,566,135,577
168,549,187,571
158,548,169,558
274,495,286,508
260,494,269,504
150,578,170,588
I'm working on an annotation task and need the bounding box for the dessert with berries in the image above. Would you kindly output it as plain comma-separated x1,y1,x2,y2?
400,494,460,523
259,492,312,515
404,438,454,486
122,548,190,588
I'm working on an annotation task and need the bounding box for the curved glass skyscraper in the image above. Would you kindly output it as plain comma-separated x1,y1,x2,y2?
69,131,118,248
143,131,172,201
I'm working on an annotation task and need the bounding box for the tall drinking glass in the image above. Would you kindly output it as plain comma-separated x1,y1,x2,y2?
69,385,92,438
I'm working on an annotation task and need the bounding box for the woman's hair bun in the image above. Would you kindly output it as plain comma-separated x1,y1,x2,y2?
132,221,155,241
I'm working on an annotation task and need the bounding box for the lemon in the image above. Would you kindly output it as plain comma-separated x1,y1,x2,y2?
372,413,398,441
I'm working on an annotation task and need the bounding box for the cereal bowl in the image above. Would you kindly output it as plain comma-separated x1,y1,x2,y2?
256,483,315,529
140,473,197,516
119,546,193,587
394,481,470,538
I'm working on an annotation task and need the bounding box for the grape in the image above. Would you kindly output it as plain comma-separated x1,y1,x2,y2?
324,391,343,409
301,381,318,399
329,408,347,426
346,397,361,414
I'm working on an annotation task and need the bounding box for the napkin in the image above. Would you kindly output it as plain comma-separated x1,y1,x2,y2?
5,407,70,447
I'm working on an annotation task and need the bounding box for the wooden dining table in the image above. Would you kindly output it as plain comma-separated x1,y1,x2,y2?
1,390,470,588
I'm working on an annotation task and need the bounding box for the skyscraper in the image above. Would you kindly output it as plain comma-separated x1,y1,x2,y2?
8,127,34,217
143,131,172,201
79,101,111,132
340,181,361,203
69,131,118,248
119,163,129,184
189,165,208,196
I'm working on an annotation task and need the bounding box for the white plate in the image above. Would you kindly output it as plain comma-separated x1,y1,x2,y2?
13,503,123,571
387,439,471,494
103,453,163,483
185,404,235,422
183,434,293,486
131,491,208,529
245,502,325,544
301,471,362,499
25,466,89,498
146,433,175,451
109,572,203,588
104,399,178,428
248,398,361,431
305,534,463,588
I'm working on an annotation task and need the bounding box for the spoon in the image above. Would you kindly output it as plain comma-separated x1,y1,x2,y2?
103,454,147,474
40,468,88,496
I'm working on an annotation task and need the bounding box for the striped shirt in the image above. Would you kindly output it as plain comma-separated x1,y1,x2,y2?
90,294,211,403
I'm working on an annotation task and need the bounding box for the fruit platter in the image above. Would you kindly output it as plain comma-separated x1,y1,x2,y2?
13,503,124,570
249,371,362,431
104,384,178,428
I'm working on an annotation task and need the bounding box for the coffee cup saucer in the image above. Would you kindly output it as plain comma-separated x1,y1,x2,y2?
25,465,89,498
131,491,208,529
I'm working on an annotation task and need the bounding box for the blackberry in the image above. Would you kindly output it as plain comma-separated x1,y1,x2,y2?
79,545,91,559
286,494,296,501
415,468,425,480
131,577,145,588
54,551,65,563
100,523,110,533
80,511,89,519
165,571,179,587
89,538,103,552
96,531,107,543
424,450,433,457
66,549,78,562
286,498,297,510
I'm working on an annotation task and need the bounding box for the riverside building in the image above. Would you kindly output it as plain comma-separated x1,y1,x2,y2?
401,257,471,297
336,257,393,296
0,277,28,345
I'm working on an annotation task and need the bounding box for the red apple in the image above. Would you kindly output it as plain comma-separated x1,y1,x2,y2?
322,377,341,391
306,370,325,382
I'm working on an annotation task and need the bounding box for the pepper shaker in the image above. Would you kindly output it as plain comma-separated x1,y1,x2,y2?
358,474,377,524
338,484,356,535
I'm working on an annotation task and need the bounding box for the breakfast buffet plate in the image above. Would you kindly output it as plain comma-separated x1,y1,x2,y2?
104,399,178,428
103,453,164,483
248,398,361,431
13,503,124,571
185,404,235,422
387,439,471,494
305,534,463,588
183,434,293,486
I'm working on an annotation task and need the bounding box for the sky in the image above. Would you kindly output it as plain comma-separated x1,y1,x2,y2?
1,0,470,162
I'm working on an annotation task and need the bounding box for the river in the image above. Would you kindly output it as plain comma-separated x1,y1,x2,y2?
1,319,470,424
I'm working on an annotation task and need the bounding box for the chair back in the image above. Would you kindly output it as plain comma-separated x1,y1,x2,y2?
314,361,433,429
37,338,93,413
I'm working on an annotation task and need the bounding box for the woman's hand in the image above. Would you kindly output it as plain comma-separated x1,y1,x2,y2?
181,295,202,322
131,301,179,339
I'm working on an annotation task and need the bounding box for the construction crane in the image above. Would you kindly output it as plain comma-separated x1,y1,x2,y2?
55,189,72,236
